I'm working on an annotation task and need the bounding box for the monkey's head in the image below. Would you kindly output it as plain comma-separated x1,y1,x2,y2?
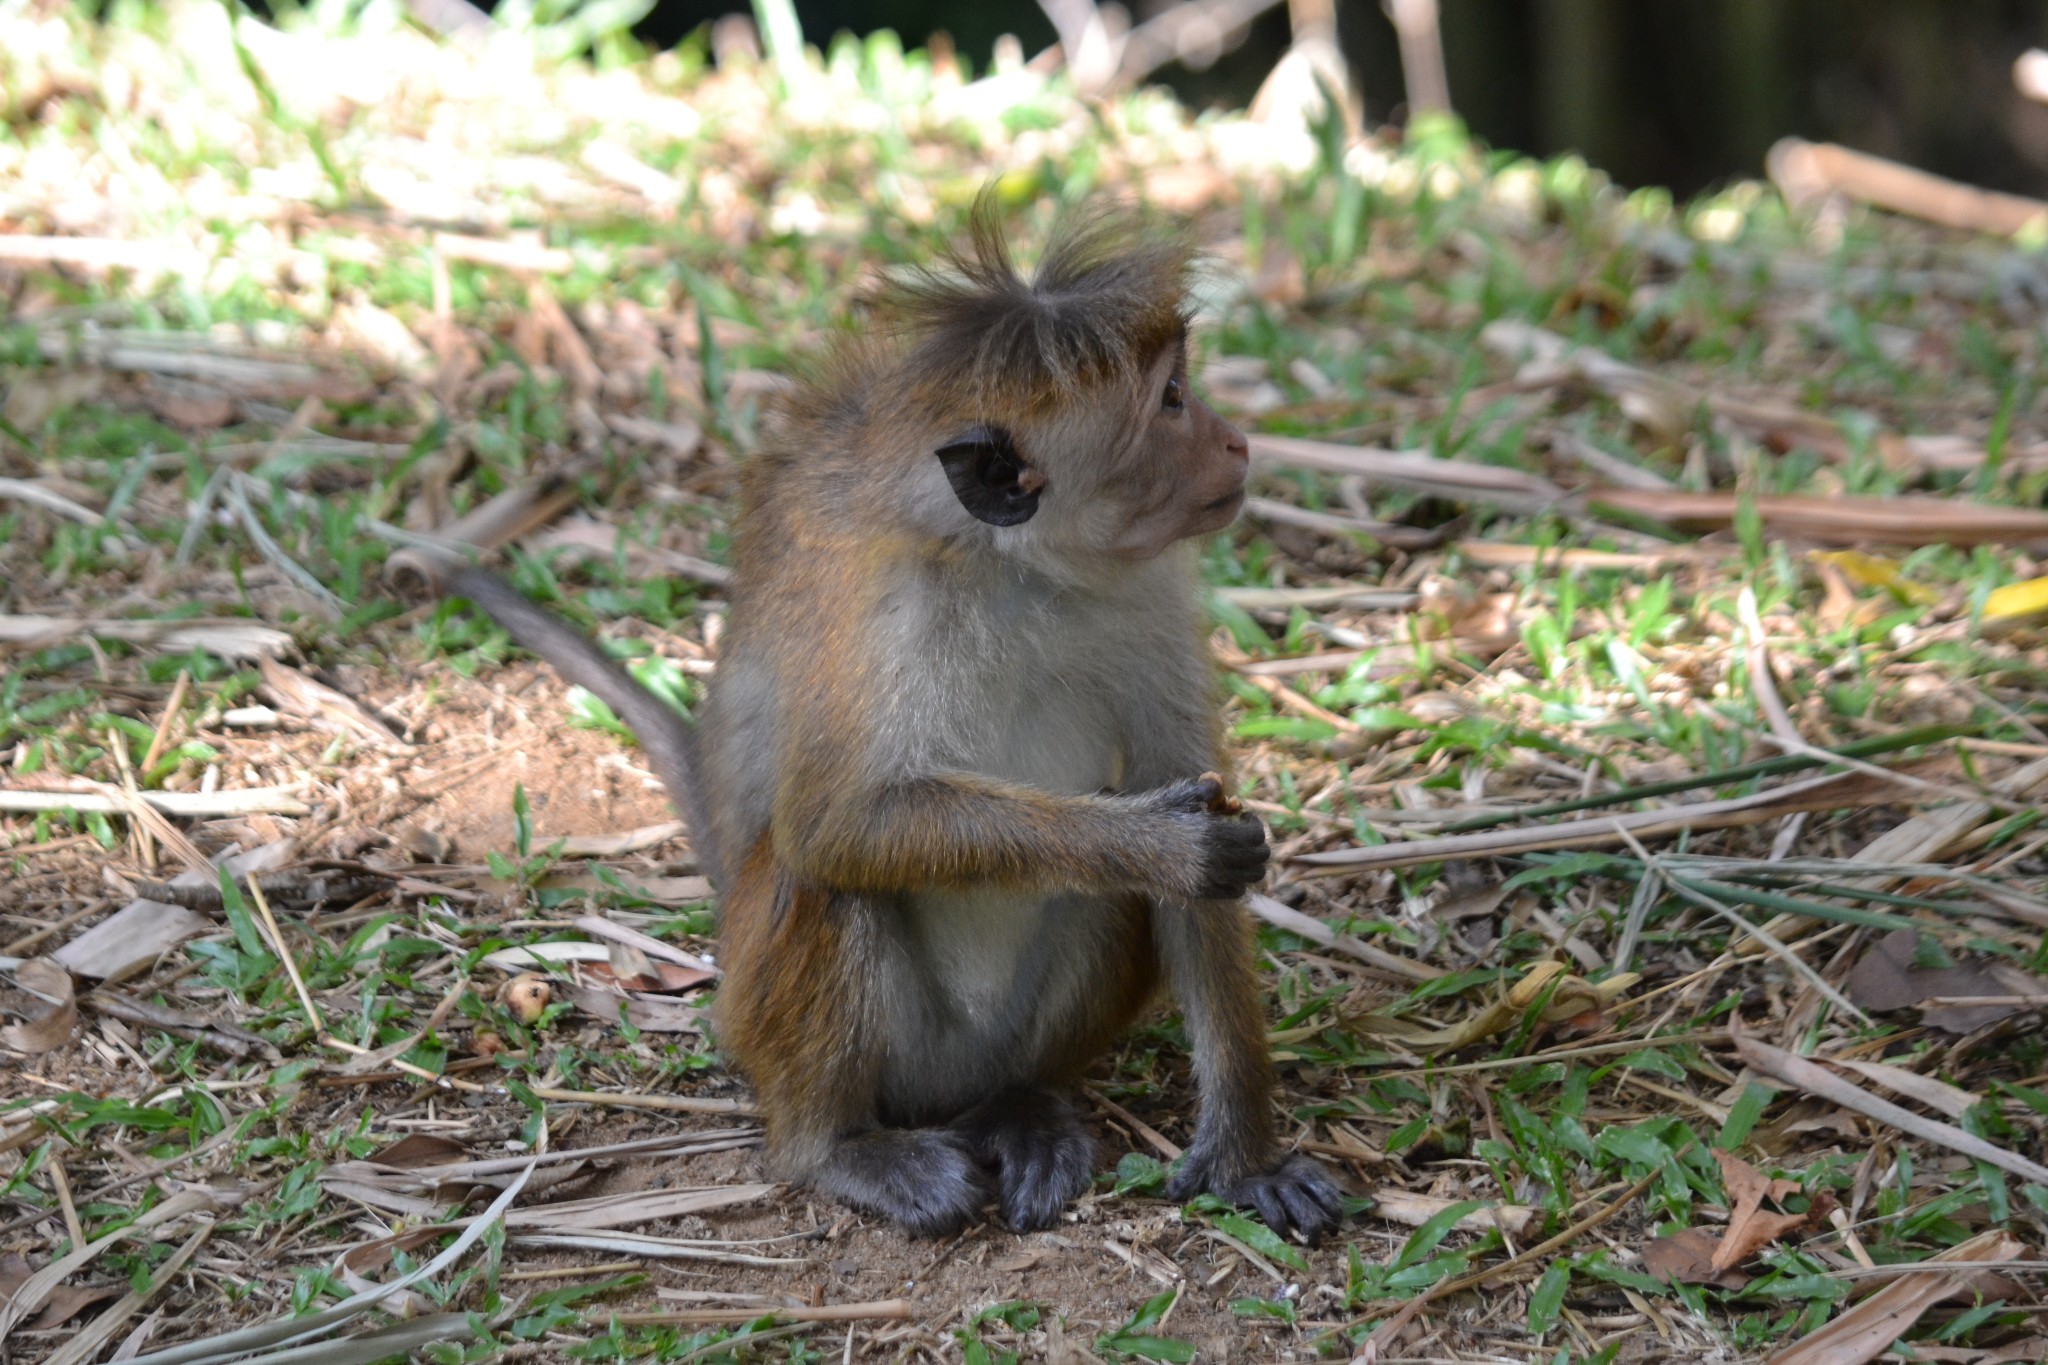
884,200,1252,568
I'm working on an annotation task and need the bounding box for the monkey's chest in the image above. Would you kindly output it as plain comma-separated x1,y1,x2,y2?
977,700,1122,795
947,636,1130,796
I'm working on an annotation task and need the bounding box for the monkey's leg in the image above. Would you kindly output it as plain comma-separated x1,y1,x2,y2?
718,853,991,1236
951,1087,1095,1231
805,1124,991,1237
928,893,1155,1231
1152,898,1346,1240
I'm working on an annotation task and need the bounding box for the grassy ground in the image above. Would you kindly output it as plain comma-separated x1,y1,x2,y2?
4,4,2048,1363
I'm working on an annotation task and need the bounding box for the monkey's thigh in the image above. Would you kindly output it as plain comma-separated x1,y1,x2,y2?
877,890,1157,1124
711,840,908,1146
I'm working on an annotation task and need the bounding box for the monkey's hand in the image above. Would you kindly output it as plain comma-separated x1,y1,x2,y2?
1168,1148,1346,1242
1146,776,1270,900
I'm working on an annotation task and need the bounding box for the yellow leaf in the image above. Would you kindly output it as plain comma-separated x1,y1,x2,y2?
1984,575,2048,624
1810,550,1940,606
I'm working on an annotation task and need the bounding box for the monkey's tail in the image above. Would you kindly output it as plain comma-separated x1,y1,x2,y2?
446,566,723,886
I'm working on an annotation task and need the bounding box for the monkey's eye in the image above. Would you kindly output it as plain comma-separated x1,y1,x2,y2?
1162,377,1185,413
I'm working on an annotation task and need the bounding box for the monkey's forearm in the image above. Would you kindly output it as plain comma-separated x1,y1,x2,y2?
781,772,1252,898
1153,896,1345,1237
1155,899,1273,1145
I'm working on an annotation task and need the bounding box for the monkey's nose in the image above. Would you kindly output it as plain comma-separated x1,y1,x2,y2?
1223,427,1249,462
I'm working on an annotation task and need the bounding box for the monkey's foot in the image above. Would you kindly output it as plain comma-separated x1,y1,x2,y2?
1168,1149,1345,1241
955,1089,1097,1231
813,1128,990,1237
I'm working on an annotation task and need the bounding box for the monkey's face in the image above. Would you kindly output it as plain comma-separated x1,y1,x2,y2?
1096,340,1250,561
925,337,1248,566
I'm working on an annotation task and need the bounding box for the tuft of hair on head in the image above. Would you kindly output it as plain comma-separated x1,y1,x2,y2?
881,191,1195,413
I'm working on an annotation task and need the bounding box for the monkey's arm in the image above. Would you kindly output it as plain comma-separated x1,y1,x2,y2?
777,767,1263,901
1099,601,1344,1237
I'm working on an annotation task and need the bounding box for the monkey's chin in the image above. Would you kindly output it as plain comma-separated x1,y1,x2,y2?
1189,489,1246,535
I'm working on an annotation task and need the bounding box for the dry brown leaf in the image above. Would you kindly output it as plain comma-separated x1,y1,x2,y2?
1813,557,1870,633
1414,583,1521,651
561,980,705,1034
2,368,105,432
1768,1230,2026,1365
29,1285,122,1333
605,941,660,989
368,1135,469,1170
578,959,715,993
337,1226,451,1280
1712,1149,1829,1273
1,959,78,1054
52,899,210,982
141,380,235,429
0,1254,120,1332
1640,1225,1752,1290
1432,885,1510,922
1847,928,2048,1034
991,1248,1052,1273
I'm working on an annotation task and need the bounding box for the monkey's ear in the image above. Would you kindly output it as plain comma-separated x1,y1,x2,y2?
934,425,1041,527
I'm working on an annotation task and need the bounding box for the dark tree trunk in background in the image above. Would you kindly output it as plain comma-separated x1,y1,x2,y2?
1534,0,1614,170
616,0,2048,197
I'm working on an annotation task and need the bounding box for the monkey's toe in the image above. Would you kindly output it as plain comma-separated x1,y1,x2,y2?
1169,1149,1346,1242
814,1127,990,1237
995,1117,1096,1231
955,1090,1097,1231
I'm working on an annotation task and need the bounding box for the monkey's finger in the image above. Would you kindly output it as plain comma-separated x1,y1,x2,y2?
1151,775,1223,813
1212,816,1271,860
1215,845,1270,878
1196,770,1242,814
1209,811,1268,844
1243,1179,1295,1236
1272,1162,1344,1239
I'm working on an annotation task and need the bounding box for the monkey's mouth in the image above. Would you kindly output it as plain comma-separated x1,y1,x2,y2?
1200,488,1246,519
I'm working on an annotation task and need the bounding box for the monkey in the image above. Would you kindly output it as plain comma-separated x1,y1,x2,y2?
448,199,1345,1241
